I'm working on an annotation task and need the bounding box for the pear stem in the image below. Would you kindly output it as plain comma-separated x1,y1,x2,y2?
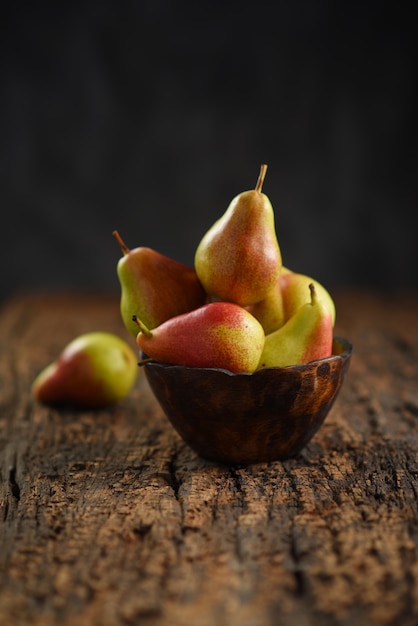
309,283,317,306
255,164,268,193
138,356,155,366
132,315,153,338
113,230,130,255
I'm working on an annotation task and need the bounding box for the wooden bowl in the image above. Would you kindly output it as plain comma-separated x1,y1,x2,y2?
143,337,353,465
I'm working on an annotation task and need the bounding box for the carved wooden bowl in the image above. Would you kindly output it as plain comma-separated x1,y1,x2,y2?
143,336,352,465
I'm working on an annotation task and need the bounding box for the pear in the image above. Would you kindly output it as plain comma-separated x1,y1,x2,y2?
32,332,138,408
257,283,333,369
280,267,336,326
134,302,265,374
114,231,207,338
248,267,336,335
246,284,286,335
194,164,282,306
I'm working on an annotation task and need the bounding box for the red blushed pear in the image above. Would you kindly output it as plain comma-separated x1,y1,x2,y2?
114,230,207,339
257,283,333,369
194,164,282,306
32,332,138,409
134,302,265,374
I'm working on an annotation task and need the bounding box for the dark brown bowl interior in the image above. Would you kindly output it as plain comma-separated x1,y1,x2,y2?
143,337,352,465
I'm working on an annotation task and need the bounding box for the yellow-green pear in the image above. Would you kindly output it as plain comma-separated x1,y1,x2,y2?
194,165,282,306
280,267,336,326
248,267,336,335
257,284,333,369
114,231,207,338
32,332,138,408
246,284,286,335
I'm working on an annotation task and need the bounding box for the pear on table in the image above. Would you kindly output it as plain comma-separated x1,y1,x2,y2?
194,164,282,306
114,230,207,339
257,283,333,369
32,332,138,409
134,302,265,374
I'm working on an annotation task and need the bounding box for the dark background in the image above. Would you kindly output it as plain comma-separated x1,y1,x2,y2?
1,2,417,305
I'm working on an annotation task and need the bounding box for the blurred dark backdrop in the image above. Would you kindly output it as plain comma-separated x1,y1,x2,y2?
1,1,417,304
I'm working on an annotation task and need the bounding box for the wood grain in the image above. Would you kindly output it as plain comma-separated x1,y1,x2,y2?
1,289,417,626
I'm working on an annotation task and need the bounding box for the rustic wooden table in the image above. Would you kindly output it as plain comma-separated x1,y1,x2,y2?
1,289,417,626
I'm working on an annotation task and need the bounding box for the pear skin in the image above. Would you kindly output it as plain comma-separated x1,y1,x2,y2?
248,267,335,335
114,231,207,338
257,284,333,369
280,268,336,326
32,332,138,408
135,302,265,374
246,284,286,335
194,165,282,306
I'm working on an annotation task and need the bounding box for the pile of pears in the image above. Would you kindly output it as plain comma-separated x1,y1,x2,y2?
116,164,336,375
